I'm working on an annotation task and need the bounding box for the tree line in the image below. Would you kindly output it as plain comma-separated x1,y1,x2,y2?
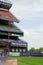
29,47,43,53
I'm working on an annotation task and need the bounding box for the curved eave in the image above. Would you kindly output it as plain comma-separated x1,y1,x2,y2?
0,34,23,37
0,18,19,23
0,30,24,37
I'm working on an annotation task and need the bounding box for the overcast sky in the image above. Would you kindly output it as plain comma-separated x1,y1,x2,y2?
10,0,43,50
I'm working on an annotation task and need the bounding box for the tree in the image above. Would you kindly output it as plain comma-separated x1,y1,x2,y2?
29,48,35,52
29,47,43,53
38,48,43,52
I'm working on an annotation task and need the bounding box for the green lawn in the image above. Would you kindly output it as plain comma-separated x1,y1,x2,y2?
18,57,43,65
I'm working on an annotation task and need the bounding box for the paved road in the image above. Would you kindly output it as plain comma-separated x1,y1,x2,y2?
0,61,3,65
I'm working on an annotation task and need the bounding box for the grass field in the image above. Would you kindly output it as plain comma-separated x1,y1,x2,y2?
18,57,43,65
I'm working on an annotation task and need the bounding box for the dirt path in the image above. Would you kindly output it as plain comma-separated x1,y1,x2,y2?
2,57,18,65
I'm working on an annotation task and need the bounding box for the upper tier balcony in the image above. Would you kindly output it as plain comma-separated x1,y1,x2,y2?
0,0,12,4
0,0,12,10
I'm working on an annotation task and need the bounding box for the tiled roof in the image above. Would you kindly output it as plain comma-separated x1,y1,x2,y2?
0,10,19,22
0,24,23,36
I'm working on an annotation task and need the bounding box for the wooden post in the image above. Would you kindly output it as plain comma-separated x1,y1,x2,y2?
8,21,10,52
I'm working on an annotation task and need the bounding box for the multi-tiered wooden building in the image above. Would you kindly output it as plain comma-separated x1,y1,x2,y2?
0,0,27,57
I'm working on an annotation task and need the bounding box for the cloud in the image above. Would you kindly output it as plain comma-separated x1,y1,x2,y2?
10,0,43,24
10,0,43,49
11,0,43,12
21,28,43,49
